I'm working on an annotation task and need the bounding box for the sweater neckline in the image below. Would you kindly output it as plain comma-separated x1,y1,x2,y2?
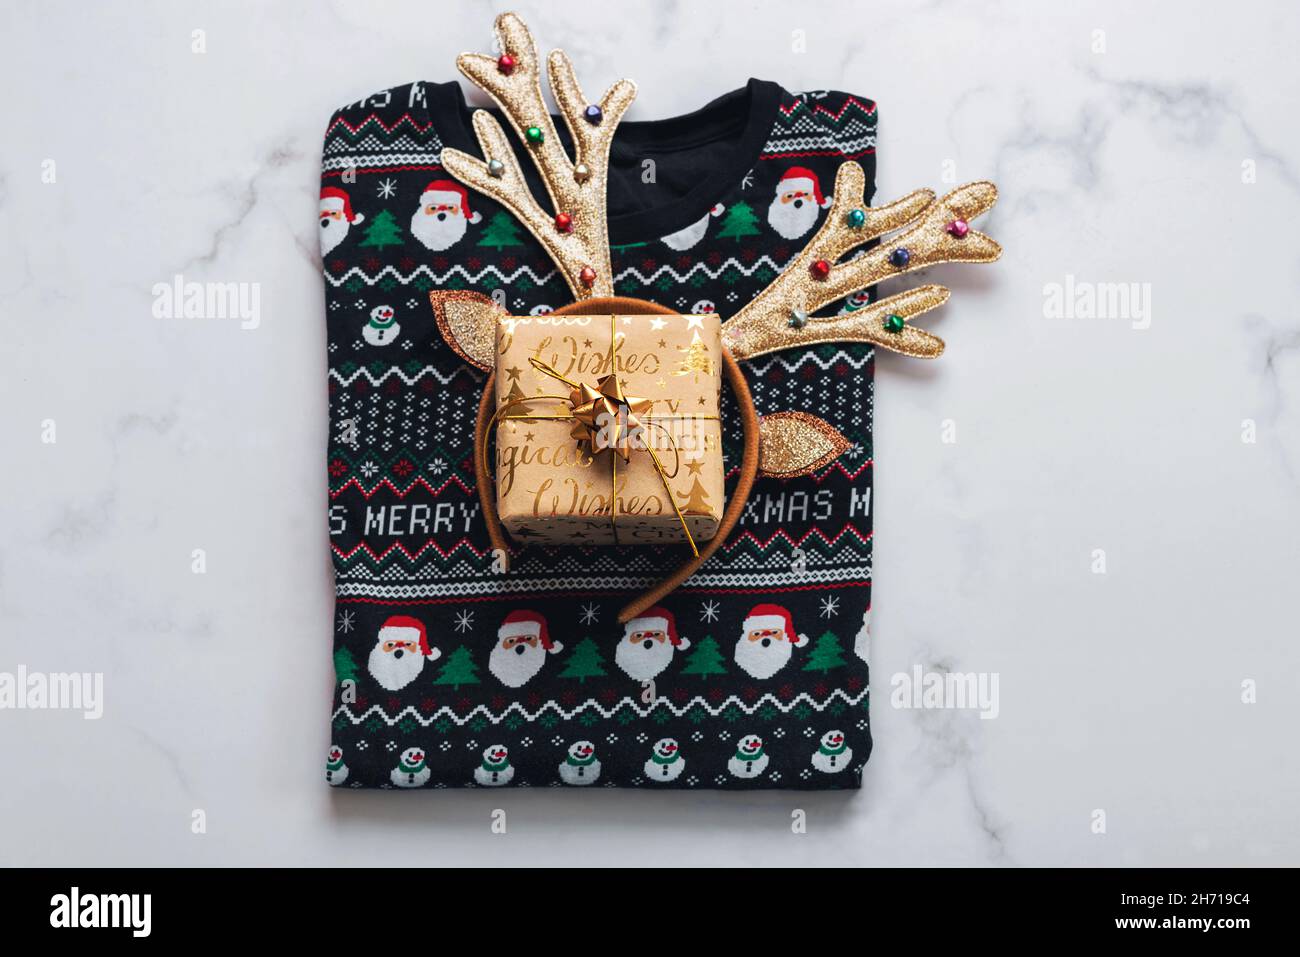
429,78,784,247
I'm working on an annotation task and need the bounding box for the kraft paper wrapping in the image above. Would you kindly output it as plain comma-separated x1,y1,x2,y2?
493,313,724,546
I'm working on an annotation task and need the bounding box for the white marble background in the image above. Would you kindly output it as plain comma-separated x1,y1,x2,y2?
1,0,1297,867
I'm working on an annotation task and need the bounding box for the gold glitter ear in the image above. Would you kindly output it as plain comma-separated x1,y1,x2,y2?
429,290,504,370
758,411,853,479
439,12,637,301
721,163,1001,360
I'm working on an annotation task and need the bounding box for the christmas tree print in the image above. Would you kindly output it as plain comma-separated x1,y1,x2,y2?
802,631,848,674
333,647,359,684
502,379,528,404
673,330,714,379
676,475,712,515
679,635,727,678
359,209,404,248
431,645,481,689
558,637,607,683
715,201,761,242
478,210,526,250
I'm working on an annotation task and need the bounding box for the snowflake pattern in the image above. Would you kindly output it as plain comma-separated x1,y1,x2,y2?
820,596,840,618
700,600,721,623
454,610,474,633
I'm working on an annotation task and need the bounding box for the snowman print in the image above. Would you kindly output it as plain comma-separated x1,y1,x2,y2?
643,738,685,783
362,304,401,346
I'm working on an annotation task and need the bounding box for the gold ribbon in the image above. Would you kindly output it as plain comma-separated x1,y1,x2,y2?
488,315,718,556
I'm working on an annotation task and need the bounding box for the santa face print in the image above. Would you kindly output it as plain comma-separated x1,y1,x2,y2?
319,195,361,256
615,609,687,682
489,630,552,688
410,195,478,251
615,624,675,682
734,624,796,680
854,608,871,664
661,203,724,251
767,181,822,240
368,633,429,691
362,305,400,346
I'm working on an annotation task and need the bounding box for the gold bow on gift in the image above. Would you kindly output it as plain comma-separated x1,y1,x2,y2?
565,372,652,462
488,316,717,556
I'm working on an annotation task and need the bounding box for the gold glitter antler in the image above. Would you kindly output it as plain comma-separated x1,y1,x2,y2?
439,12,637,300
720,163,1001,360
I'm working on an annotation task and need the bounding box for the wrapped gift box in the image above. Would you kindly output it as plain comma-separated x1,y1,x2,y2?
493,312,724,546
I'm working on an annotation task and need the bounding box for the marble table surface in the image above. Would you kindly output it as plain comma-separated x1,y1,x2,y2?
1,0,1297,866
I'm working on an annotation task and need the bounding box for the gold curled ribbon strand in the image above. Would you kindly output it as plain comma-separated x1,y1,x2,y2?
494,316,718,556
528,357,653,462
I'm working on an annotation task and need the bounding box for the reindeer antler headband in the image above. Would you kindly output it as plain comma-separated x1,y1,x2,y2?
439,12,634,299
430,12,1002,621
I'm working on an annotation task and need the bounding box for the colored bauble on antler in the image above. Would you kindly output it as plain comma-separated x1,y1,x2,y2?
430,12,1003,620
438,11,637,300
721,162,1002,360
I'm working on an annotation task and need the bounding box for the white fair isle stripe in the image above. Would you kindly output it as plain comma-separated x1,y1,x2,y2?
322,152,443,172
762,132,877,156
325,263,558,288
328,364,482,387
337,539,871,577
325,254,793,291
611,254,787,286
336,557,870,583
334,564,873,598
323,132,440,151
744,351,873,374
334,686,868,728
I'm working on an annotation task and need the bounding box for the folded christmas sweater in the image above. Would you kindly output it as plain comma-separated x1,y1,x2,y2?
320,77,877,789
